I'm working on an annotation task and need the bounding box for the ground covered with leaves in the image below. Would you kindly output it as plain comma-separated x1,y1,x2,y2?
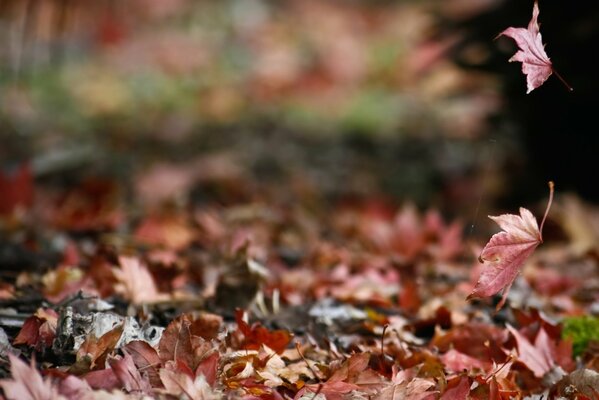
1,173,599,400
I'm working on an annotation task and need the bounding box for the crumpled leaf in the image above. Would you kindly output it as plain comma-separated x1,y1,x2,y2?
76,324,124,371
468,182,554,311
13,308,58,351
498,1,553,93
0,353,64,400
235,309,292,354
122,340,163,388
158,314,215,373
108,352,152,394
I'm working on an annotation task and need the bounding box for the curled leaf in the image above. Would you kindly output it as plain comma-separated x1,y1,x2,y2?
498,2,571,93
468,182,554,310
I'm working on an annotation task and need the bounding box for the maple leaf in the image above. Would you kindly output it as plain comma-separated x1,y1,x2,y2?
113,256,163,304
160,364,219,400
123,340,163,388
13,308,58,351
0,353,64,400
108,352,153,394
439,376,470,400
498,1,571,93
235,309,292,354
507,325,553,378
468,182,554,311
158,314,215,373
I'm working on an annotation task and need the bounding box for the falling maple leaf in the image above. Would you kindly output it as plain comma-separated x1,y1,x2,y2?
498,1,572,93
468,182,554,311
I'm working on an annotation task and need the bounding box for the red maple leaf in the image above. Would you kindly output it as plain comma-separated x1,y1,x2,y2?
498,1,571,93
234,309,292,354
468,182,554,311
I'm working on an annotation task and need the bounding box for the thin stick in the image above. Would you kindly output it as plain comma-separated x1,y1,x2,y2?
380,324,388,357
296,342,321,382
552,69,573,92
539,181,554,242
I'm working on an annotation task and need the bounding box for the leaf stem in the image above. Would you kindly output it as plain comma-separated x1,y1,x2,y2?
539,181,554,242
552,68,573,92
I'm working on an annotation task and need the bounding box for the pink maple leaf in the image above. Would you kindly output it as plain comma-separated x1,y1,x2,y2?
0,353,62,400
507,325,553,378
498,1,571,93
468,182,554,311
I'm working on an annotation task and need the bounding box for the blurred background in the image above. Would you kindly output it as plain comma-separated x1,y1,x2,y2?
1,0,597,220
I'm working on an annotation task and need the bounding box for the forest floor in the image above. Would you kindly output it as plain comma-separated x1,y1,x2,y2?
0,165,598,400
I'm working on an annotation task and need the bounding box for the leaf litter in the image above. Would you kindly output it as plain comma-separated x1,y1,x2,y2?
0,173,598,399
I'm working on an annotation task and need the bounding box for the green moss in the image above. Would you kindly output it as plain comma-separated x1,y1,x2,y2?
562,316,599,356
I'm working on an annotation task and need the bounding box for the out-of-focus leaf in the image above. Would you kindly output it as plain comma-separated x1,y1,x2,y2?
13,308,58,351
235,309,292,354
0,354,63,400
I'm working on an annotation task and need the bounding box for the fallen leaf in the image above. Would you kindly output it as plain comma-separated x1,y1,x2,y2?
507,324,553,378
58,375,93,400
13,308,58,351
235,309,292,354
468,182,554,310
122,340,163,388
160,366,219,400
0,353,63,400
113,256,162,304
82,368,119,390
378,376,436,400
159,314,215,373
76,324,124,370
108,352,152,394
440,349,488,374
440,376,470,400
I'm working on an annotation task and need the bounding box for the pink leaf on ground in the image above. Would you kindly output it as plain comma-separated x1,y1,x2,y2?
440,376,470,400
440,349,488,374
468,182,554,311
507,325,553,378
498,2,571,93
0,354,63,400
113,256,163,304
109,353,152,394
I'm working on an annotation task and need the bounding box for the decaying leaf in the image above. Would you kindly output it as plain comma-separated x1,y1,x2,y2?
468,182,554,311
498,2,571,93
